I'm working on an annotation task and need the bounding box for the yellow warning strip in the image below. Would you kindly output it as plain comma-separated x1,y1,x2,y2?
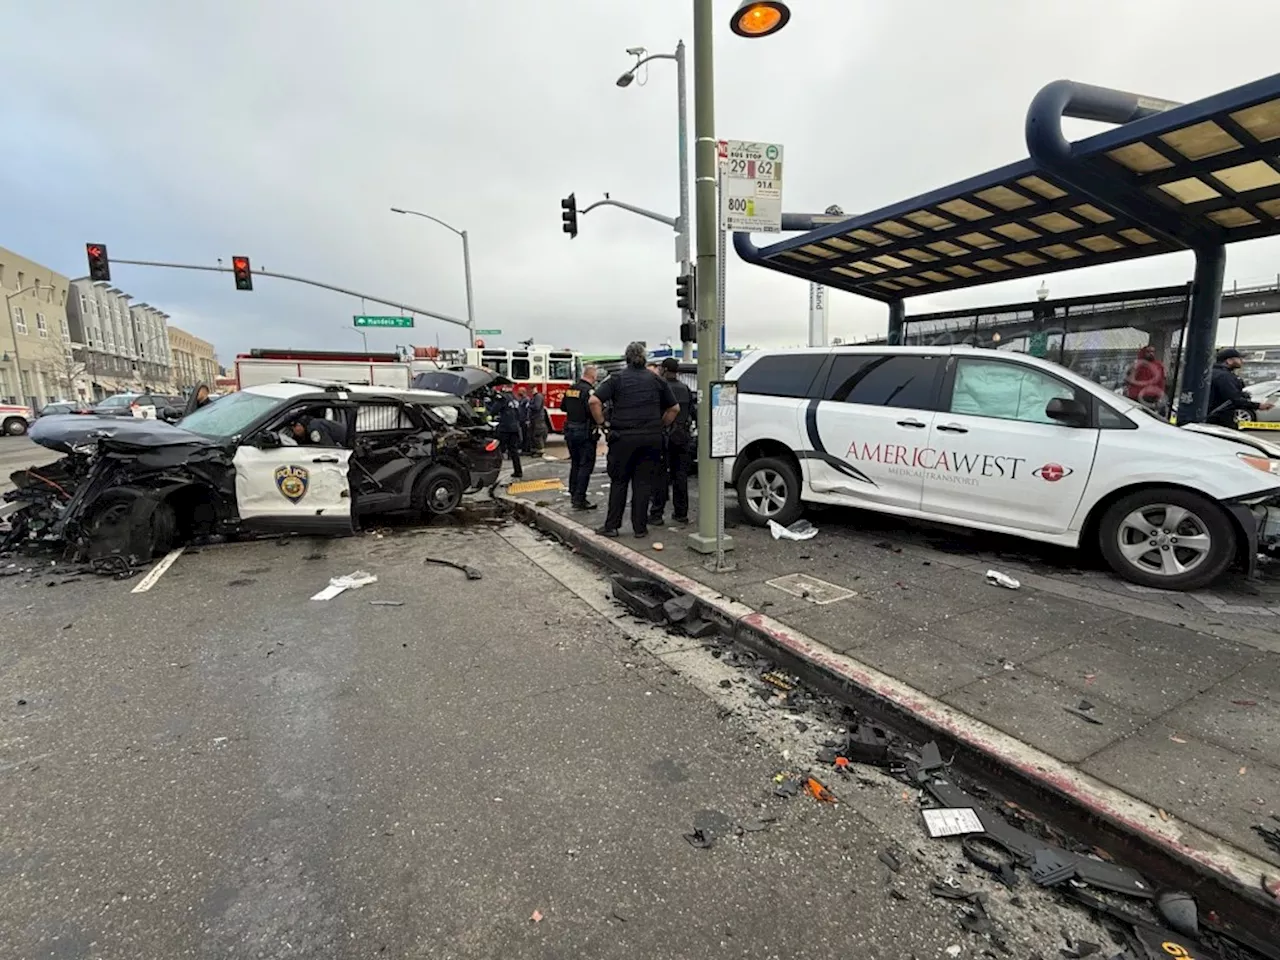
508,478,565,494
1241,421,1280,431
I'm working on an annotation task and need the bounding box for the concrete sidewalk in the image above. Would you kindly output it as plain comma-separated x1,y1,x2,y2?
499,458,1280,912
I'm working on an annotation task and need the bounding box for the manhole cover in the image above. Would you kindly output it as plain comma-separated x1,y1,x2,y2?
766,573,855,605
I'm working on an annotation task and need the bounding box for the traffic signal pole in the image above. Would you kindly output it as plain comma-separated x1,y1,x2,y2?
104,258,469,329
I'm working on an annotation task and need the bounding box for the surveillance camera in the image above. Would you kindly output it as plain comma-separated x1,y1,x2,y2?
625,46,645,56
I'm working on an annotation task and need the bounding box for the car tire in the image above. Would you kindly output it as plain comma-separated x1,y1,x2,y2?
1097,487,1235,591
1235,408,1254,424
736,456,802,528
3,417,27,436
413,465,465,517
85,492,176,559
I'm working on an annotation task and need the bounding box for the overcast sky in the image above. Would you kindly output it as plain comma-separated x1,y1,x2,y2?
3,0,1280,363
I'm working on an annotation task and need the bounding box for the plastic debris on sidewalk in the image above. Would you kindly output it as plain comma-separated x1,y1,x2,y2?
984,569,1020,589
922,807,985,838
311,570,377,601
422,556,483,580
803,777,837,803
768,518,819,541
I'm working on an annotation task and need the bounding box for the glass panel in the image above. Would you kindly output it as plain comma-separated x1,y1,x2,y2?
904,210,954,230
849,260,885,274
872,220,920,238
1040,243,1083,259
992,222,1041,241
1210,160,1280,192
946,265,981,278
511,358,531,380
778,251,817,263
936,198,993,221
1157,178,1222,204
920,270,952,282
1118,228,1158,244
956,231,1001,250
1004,251,1047,266
1106,143,1174,173
974,186,1035,211
1159,121,1240,160
1029,212,1083,233
827,355,942,409
800,244,840,259
1229,98,1280,142
1206,207,1261,228
736,353,827,398
875,280,903,290
1258,198,1280,218
822,237,863,252
899,247,938,262
1017,176,1068,199
849,229,891,246
895,275,927,287
973,258,1011,272
831,266,865,278
927,240,968,257
951,358,1077,425
1071,204,1114,223
871,254,912,269
1076,235,1124,252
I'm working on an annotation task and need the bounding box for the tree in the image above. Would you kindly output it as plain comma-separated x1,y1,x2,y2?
46,347,87,399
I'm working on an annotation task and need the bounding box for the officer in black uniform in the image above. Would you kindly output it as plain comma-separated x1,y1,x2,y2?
588,342,679,538
649,357,695,525
561,364,600,509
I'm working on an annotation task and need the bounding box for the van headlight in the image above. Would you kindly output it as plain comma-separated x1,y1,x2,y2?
1239,453,1280,476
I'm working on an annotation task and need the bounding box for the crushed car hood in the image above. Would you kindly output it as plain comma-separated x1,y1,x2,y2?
412,366,513,397
29,414,219,454
1183,423,1280,458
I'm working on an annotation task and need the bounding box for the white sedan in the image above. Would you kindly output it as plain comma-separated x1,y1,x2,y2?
726,346,1280,591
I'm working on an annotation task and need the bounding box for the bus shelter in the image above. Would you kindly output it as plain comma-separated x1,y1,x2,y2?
734,72,1280,421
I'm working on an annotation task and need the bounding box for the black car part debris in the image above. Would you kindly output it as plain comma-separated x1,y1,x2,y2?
1154,890,1199,939
610,575,718,638
961,834,1020,888
1252,821,1280,855
422,556,483,580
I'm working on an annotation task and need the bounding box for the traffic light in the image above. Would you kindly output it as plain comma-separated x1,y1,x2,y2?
232,255,253,291
560,194,578,238
86,243,110,282
676,270,695,313
679,321,695,343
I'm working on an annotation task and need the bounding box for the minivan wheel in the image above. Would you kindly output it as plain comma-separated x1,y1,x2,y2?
1097,488,1235,591
413,465,465,517
736,457,802,528
3,417,27,436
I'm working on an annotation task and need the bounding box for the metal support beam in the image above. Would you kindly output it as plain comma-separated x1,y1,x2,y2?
1176,245,1227,424
887,300,906,346
576,199,678,229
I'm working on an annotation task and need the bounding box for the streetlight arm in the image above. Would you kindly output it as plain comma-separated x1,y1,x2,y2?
390,207,463,237
629,52,678,71
579,198,678,229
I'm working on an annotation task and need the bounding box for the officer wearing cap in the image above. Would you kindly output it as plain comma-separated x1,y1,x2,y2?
649,357,695,526
561,365,599,510
588,343,679,538
1208,347,1274,428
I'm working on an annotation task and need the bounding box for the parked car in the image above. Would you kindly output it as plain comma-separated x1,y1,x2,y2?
1240,379,1280,424
90,393,185,420
4,380,502,562
1,403,34,436
725,346,1280,591
37,401,93,417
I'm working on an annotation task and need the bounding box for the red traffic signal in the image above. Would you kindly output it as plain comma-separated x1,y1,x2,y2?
86,243,110,282
232,255,253,291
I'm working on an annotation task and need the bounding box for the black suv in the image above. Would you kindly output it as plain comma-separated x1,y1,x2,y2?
4,379,503,563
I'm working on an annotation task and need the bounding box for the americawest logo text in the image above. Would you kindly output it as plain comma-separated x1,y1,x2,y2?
847,442,1028,483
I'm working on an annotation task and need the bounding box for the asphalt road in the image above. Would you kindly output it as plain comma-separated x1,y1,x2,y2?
0,436,58,495
1,520,1113,959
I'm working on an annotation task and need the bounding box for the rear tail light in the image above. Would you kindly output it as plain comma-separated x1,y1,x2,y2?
484,440,499,452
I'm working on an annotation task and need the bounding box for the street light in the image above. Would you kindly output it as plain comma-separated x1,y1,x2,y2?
615,41,693,361
730,0,791,38
688,0,791,560
389,207,477,347
346,327,369,352
4,283,53,407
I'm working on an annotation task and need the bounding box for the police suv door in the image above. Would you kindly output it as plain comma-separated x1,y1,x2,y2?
232,403,356,535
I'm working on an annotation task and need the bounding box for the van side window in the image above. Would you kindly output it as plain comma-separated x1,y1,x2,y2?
826,355,942,409
950,358,1078,425
735,354,826,398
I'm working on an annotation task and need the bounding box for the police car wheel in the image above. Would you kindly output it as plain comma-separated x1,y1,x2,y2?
3,417,27,436
413,466,465,517
1097,487,1234,591
736,457,803,528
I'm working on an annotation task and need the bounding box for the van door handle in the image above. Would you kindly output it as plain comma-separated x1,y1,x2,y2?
936,423,968,434
896,418,926,429
311,456,340,463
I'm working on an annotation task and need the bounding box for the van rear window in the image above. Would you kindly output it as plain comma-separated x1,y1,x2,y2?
735,354,826,398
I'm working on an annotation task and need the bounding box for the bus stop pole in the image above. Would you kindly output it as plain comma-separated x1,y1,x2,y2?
688,0,730,556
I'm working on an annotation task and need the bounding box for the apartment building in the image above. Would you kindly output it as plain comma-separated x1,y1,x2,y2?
65,279,173,398
0,245,77,407
168,325,218,390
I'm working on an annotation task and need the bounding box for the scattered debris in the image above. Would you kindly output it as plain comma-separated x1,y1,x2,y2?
985,569,1021,589
369,600,404,606
611,575,717,638
422,556,483,580
773,777,801,798
1253,821,1280,855
1063,701,1103,725
311,570,378,600
1169,735,1188,744
768,518,818,541
878,849,902,873
1154,890,1199,938
1231,699,1259,707
529,909,543,923
922,807,985,838
804,777,837,803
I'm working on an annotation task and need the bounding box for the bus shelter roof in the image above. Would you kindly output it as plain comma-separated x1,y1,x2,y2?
735,72,1280,303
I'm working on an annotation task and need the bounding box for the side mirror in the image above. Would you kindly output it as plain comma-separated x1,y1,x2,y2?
254,432,282,449
160,406,182,421
1046,397,1089,427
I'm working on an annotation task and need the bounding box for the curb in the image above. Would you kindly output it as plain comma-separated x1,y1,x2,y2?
500,492,1280,941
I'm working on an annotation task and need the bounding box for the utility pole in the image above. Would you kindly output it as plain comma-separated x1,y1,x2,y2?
689,0,724,556
675,40,693,362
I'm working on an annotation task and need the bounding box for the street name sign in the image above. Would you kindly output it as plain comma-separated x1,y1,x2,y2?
718,140,784,233
354,315,414,328
475,329,502,336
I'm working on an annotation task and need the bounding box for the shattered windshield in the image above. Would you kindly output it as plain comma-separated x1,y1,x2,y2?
177,390,284,439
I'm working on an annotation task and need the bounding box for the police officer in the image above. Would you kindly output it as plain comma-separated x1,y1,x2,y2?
488,388,524,478
649,357,695,525
561,365,599,510
588,343,680,538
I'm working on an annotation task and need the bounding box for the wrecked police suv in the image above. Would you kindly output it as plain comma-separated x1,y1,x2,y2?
2,379,504,563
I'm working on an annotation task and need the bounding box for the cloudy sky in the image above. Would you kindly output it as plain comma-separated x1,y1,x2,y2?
3,0,1280,364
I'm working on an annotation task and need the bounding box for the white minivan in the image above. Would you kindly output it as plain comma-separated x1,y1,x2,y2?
726,346,1280,591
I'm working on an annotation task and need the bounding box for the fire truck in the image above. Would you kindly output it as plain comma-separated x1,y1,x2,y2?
410,343,582,432
235,349,425,389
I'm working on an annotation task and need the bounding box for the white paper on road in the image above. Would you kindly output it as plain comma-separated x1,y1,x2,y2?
922,807,985,838
769,519,818,541
311,570,377,601
131,547,186,594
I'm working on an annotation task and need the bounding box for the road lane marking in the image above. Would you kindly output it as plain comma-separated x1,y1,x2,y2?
131,546,185,593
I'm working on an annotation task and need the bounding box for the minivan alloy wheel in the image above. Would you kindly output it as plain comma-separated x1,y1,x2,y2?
744,468,788,518
1114,503,1213,578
